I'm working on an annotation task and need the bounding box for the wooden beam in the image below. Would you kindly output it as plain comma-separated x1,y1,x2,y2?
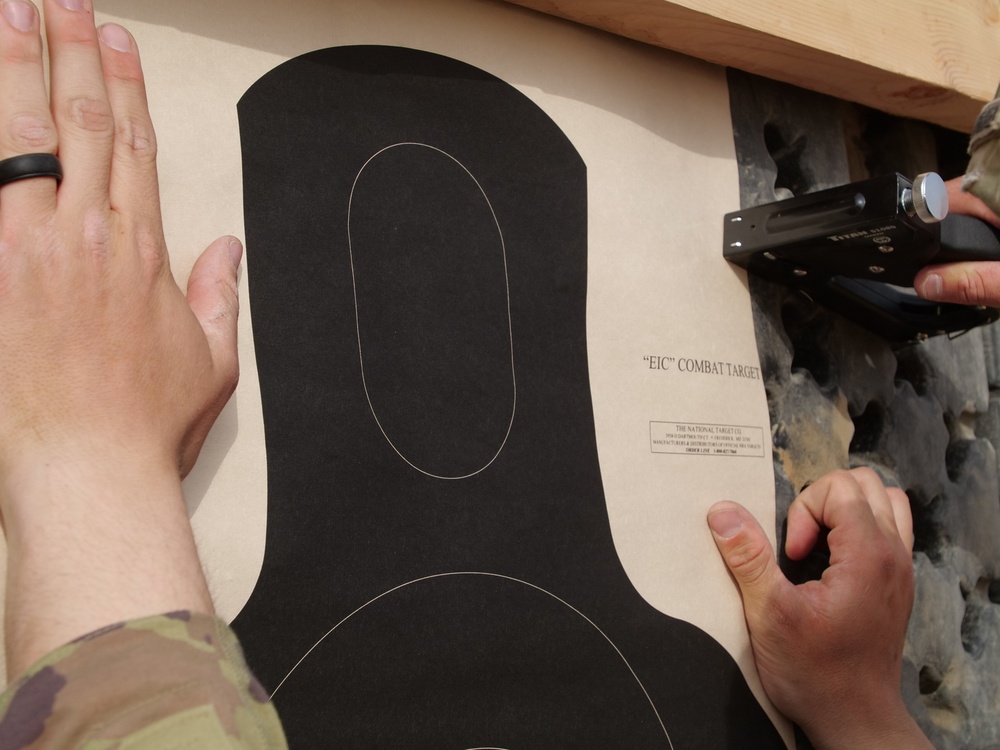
500,0,1000,133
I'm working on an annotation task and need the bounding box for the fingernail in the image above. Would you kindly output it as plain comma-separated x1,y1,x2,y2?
228,238,244,270
1,0,36,32
55,0,83,10
709,509,743,539
920,273,943,300
98,23,131,52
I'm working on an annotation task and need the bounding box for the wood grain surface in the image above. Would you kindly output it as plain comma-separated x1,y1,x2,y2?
501,0,1000,132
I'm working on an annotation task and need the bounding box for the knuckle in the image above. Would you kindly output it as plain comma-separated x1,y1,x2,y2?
824,469,852,486
874,544,897,574
850,466,878,483
80,210,113,260
812,469,847,486
219,359,240,396
1,45,40,68
1,214,51,248
0,222,21,250
954,269,990,306
57,25,101,49
806,469,856,501
220,274,240,309
727,538,771,584
871,541,911,587
60,95,115,137
134,225,166,270
115,115,157,163
103,61,143,87
898,552,915,587
828,469,866,499
5,112,57,153
847,466,882,495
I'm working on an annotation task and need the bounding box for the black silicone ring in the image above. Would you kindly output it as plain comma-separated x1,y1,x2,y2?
0,153,62,187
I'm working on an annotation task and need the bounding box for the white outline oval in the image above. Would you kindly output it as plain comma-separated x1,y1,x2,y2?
348,143,516,480
272,571,674,749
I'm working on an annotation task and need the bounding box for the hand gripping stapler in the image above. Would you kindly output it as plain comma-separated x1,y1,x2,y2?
723,172,1000,343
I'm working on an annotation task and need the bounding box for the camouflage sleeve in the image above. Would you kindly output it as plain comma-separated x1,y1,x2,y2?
963,90,1000,215
0,611,288,749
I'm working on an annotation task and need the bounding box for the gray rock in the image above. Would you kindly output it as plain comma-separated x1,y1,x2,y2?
905,554,966,749
940,440,1000,576
769,370,853,492
980,320,1000,389
881,382,951,503
896,330,989,420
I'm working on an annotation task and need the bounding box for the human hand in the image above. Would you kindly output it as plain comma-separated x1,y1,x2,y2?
707,469,932,750
0,0,240,674
914,176,1000,306
0,1,239,490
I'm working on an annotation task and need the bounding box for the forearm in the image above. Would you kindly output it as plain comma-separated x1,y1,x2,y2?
1,445,213,677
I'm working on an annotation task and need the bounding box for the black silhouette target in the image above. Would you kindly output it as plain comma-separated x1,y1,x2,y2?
273,573,671,747
234,45,785,748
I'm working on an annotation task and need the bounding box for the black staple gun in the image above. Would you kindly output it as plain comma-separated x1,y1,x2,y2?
723,172,1000,343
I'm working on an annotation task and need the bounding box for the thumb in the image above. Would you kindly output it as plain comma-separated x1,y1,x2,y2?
708,501,785,616
186,235,243,383
914,261,1000,307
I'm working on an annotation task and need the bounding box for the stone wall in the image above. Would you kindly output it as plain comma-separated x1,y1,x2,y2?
728,70,1000,750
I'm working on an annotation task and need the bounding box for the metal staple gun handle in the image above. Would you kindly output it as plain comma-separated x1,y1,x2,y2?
723,173,1000,343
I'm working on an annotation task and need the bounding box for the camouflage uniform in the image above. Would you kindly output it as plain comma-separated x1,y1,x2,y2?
0,612,288,749
964,87,1000,215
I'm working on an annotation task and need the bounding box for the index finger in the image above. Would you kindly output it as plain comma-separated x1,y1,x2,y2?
849,467,906,541
785,469,883,560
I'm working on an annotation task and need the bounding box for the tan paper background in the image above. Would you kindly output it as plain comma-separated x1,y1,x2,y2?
5,1,789,744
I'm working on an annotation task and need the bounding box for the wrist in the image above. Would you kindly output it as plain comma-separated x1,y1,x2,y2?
0,436,178,521
0,440,215,677
803,695,933,750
